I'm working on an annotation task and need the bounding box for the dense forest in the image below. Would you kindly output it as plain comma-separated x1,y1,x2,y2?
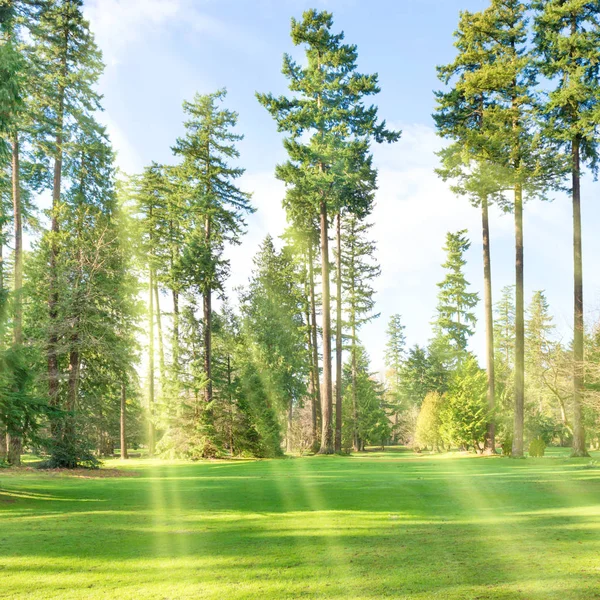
2,0,600,469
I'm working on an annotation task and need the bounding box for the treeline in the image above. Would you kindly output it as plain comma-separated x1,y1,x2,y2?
1,2,600,467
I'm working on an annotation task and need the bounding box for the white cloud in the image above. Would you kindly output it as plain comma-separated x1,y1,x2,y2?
84,0,182,65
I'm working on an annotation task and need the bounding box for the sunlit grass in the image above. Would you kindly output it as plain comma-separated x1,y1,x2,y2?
1,448,599,599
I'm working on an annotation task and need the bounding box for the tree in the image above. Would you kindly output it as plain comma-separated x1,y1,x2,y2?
440,355,489,453
172,89,253,429
240,236,308,453
384,314,406,436
29,0,103,446
532,0,599,457
342,344,389,451
474,0,563,457
385,314,406,393
340,214,380,451
414,391,445,452
257,9,399,453
433,230,479,358
434,8,510,453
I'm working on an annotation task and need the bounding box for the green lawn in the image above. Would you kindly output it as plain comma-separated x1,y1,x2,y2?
1,449,599,599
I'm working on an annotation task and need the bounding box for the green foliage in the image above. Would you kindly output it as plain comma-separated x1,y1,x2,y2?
529,438,546,458
440,356,489,452
433,230,479,355
501,435,513,456
342,345,390,450
414,391,445,451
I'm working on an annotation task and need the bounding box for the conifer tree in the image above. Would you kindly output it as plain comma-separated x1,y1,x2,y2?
473,0,562,456
532,0,599,457
257,10,399,453
385,314,406,394
172,89,253,419
434,7,510,453
433,230,479,357
29,0,103,434
525,290,555,416
340,214,380,451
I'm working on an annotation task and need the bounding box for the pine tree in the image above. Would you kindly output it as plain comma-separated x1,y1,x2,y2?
384,314,406,441
340,214,380,451
525,290,555,415
257,9,399,453
434,7,511,454
532,0,599,457
385,314,406,394
240,236,308,453
29,0,103,442
172,89,253,430
433,230,479,357
473,0,563,457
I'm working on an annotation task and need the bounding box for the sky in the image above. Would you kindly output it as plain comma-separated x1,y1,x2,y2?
82,0,600,372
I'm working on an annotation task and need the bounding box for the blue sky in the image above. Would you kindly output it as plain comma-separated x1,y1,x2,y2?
84,0,600,371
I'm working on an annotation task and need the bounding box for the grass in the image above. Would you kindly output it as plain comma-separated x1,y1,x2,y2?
1,447,599,599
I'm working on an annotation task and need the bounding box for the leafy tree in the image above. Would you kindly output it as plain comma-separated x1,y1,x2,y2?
414,391,445,452
440,356,489,453
257,9,399,453
532,0,600,457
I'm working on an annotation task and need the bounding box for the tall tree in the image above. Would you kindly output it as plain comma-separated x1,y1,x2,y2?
258,10,399,453
29,0,103,437
475,0,562,456
172,89,253,434
532,0,599,457
340,214,380,451
434,7,510,453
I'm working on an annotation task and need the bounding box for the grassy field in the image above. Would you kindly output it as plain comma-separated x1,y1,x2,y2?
1,448,599,600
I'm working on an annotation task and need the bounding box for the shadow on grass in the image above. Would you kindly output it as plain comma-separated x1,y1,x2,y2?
1,453,599,599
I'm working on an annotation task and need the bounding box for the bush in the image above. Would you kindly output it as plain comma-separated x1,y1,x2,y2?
41,433,100,469
529,438,546,458
501,436,513,456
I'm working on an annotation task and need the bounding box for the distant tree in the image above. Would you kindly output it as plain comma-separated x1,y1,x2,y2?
432,230,479,358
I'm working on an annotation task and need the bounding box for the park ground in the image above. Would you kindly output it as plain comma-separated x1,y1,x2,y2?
1,448,599,600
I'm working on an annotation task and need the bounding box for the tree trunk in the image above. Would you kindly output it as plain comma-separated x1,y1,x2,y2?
308,243,321,445
154,283,166,386
571,137,588,457
120,379,128,460
305,284,317,447
318,200,334,454
512,183,525,458
148,269,155,457
286,399,293,453
12,134,23,345
334,212,343,452
482,197,496,454
7,434,22,466
48,46,68,440
172,289,180,366
204,215,213,407
65,338,80,445
352,327,360,452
